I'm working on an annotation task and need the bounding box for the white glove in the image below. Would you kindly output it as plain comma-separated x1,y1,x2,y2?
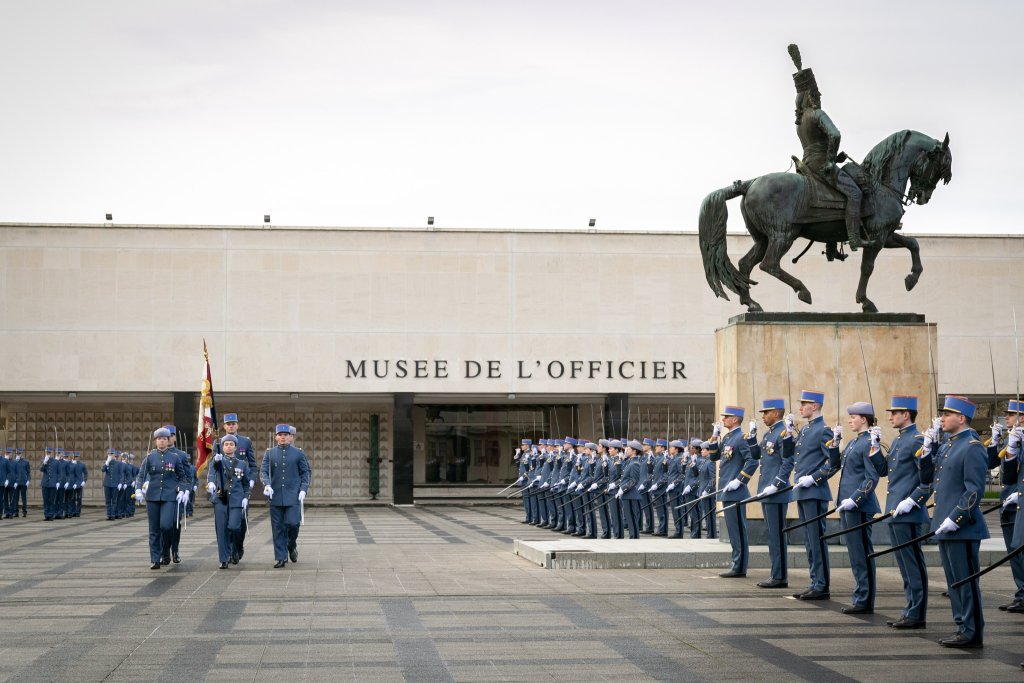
557,479,565,486
242,498,248,510
935,517,959,535
64,482,69,489
44,455,50,463
514,476,524,485
72,483,78,490
922,427,937,450
105,456,112,465
638,484,646,492
762,484,778,496
263,485,273,499
784,413,795,433
206,482,216,494
931,417,942,433
81,481,86,488
1003,492,1020,509
649,484,659,493
142,481,149,492
1009,427,1024,453
992,423,1005,443
836,498,856,512
615,489,623,499
869,426,882,449
181,490,189,503
666,482,676,491
249,480,255,489
608,483,617,490
724,479,741,492
193,485,197,492
214,454,222,462
3,479,7,486
134,490,144,504
797,475,816,488
748,420,757,438
894,497,917,516
541,482,549,489
682,485,692,495
298,491,306,502
13,482,18,488
712,422,722,438
832,424,843,444
533,476,542,482
514,448,521,456
589,483,598,491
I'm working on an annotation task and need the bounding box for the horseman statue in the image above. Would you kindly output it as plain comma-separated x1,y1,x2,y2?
698,44,953,313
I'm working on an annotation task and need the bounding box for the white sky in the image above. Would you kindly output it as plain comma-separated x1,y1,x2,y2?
0,0,1020,232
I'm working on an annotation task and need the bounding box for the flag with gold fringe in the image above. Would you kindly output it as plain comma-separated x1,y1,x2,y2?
195,341,218,477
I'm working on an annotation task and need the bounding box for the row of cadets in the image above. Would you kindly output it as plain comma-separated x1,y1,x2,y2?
987,400,1024,611
39,448,88,520
1,447,30,518
707,405,758,577
102,448,138,519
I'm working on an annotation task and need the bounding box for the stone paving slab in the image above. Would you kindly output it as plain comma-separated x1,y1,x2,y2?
1,504,1023,681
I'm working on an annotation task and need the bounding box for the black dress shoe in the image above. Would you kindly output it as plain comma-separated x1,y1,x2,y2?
172,554,181,564
150,563,161,570
798,589,830,601
600,535,610,540
231,552,239,565
1006,602,1024,613
719,571,746,578
219,562,228,569
669,534,683,539
938,634,982,648
998,601,1019,611
237,547,244,560
842,605,873,615
891,617,926,629
757,579,789,588
289,548,298,563
941,590,949,598
160,555,170,566
273,560,287,568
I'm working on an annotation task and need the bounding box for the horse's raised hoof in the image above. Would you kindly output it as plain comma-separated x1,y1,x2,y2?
797,289,812,305
905,273,920,291
745,302,764,313
861,300,878,313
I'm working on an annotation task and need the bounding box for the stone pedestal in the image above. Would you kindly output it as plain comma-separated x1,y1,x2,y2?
714,313,938,535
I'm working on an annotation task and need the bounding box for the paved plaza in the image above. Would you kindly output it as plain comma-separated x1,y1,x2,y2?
1,504,1023,682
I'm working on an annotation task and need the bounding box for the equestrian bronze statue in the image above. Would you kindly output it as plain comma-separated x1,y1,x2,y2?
698,45,953,313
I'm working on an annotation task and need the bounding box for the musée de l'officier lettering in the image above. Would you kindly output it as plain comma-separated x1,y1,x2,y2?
344,359,687,381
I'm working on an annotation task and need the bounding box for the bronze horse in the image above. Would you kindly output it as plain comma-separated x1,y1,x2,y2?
699,130,953,312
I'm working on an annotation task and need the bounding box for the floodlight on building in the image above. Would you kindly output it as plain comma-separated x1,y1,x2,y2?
427,216,434,226
588,218,596,227
264,214,271,224
105,213,113,221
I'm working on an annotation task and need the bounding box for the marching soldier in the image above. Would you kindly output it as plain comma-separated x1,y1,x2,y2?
790,389,838,601
1,448,12,518
102,448,121,520
260,424,312,568
987,400,1024,612
40,447,57,520
708,406,757,578
135,427,190,569
665,439,685,538
206,434,251,568
222,414,257,554
697,441,718,539
884,395,932,629
615,440,644,539
13,449,29,517
650,439,671,536
165,426,191,562
927,396,988,648
831,402,886,615
753,398,795,588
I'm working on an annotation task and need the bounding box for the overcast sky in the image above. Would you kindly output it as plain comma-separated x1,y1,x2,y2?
0,0,1020,232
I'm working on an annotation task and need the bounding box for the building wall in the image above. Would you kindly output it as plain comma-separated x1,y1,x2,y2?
1,223,1019,397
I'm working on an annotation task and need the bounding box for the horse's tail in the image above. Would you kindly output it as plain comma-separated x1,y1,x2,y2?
698,179,755,301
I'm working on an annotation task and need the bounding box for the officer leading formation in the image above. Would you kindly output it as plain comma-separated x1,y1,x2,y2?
512,392,1001,650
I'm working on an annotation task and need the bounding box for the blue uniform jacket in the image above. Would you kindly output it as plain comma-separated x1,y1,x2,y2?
666,454,684,488
619,457,643,499
40,458,58,488
793,416,838,502
0,458,10,485
102,458,121,487
883,424,932,523
259,445,312,507
697,457,716,494
927,430,990,541
592,455,611,488
752,421,795,503
135,448,189,502
831,431,885,514
708,428,758,502
15,458,30,485
208,455,251,507
987,437,1019,506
